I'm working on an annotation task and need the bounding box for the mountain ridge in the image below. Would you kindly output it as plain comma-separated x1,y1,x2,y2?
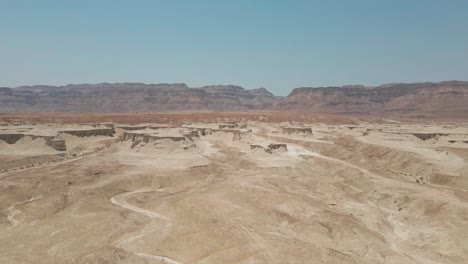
1,81,468,118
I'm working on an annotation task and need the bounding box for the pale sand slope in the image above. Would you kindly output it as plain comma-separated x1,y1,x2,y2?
0,122,467,263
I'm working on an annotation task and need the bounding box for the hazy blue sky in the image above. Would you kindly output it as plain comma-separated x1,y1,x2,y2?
1,0,468,95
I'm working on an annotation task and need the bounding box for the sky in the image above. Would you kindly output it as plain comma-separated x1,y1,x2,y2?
1,0,468,95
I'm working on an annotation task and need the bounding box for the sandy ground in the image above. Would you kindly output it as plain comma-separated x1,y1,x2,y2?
0,120,467,263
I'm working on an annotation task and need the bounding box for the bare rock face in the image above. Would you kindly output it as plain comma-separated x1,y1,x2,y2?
192,128,212,136
250,143,288,153
60,129,115,137
281,127,313,134
183,131,200,140
0,133,66,151
273,81,468,118
201,85,277,109
117,126,149,131
250,144,268,152
2,81,468,118
0,83,277,112
122,132,186,143
219,124,238,129
0,134,24,144
268,143,287,150
46,137,67,151
412,133,450,141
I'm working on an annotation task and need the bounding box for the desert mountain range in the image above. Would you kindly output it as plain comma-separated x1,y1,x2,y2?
1,81,467,118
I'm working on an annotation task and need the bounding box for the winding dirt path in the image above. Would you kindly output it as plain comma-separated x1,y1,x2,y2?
110,189,182,264
110,189,168,221
5,195,44,228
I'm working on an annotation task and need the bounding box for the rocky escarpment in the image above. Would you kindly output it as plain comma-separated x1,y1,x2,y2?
0,134,24,144
45,137,67,151
411,133,450,141
0,133,66,151
0,83,278,112
273,81,468,118
183,125,251,141
0,127,116,151
448,140,468,144
122,132,188,143
281,127,313,134
2,81,468,118
201,85,277,109
117,125,173,131
250,143,288,154
117,126,151,131
196,128,212,136
60,128,115,137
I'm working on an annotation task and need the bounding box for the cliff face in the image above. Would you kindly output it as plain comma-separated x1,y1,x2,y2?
200,85,277,109
60,128,115,137
273,81,468,118
1,81,468,118
0,83,277,112
0,133,66,151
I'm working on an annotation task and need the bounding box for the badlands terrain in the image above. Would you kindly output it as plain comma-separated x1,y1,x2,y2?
0,114,467,263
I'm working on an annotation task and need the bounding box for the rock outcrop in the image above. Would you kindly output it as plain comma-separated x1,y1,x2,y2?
268,143,287,151
273,81,468,118
0,83,277,112
117,125,172,131
0,133,66,151
197,128,212,136
0,134,24,144
45,137,67,151
219,124,238,129
211,129,253,141
281,127,313,134
212,129,246,134
60,128,115,137
2,81,468,118
183,131,200,140
117,126,149,131
250,143,288,154
448,140,468,144
122,132,187,143
411,133,450,141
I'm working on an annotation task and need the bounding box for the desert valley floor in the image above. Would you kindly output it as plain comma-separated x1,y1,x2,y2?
0,116,467,264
